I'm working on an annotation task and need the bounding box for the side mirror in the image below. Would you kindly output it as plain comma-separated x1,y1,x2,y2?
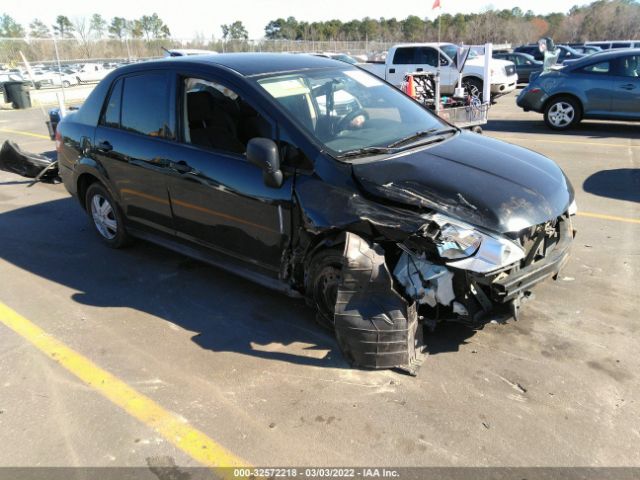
246,138,283,188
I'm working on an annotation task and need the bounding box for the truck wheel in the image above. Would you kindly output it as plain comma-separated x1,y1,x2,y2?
62,80,71,88
462,78,483,101
544,96,581,130
85,183,131,248
306,249,344,330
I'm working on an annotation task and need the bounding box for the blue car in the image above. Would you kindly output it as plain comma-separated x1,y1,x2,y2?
517,48,640,130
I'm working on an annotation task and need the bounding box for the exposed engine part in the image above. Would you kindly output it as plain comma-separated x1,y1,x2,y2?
333,232,423,374
392,251,455,307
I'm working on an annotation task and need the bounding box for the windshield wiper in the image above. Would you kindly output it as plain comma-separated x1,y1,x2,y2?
387,127,457,148
335,146,398,159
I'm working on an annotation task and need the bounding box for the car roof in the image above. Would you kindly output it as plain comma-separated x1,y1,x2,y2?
564,47,640,69
121,53,346,77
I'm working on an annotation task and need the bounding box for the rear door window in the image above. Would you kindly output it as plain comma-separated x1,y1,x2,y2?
120,73,172,139
612,42,632,49
393,48,416,64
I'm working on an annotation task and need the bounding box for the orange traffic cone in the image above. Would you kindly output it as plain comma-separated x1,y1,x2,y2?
405,75,415,98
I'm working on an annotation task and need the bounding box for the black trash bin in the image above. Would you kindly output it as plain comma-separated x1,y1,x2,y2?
4,81,32,109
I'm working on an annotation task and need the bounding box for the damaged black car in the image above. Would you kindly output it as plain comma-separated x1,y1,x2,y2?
54,54,576,372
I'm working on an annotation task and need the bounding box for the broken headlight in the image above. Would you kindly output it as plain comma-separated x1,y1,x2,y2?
437,224,482,259
431,214,525,273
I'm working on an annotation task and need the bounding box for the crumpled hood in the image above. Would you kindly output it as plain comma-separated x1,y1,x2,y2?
352,131,574,233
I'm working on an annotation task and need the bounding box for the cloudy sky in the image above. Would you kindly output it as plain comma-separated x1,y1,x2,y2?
4,0,586,39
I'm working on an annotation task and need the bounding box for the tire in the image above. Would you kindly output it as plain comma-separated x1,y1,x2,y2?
462,77,483,101
62,80,71,88
85,183,131,248
306,248,344,330
544,96,581,130
35,83,41,90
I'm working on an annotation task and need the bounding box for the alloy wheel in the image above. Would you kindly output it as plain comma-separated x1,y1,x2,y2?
548,101,575,128
90,194,118,240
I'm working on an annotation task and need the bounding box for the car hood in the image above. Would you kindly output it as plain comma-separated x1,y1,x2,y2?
352,131,574,234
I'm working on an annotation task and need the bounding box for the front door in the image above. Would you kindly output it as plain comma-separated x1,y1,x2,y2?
610,54,640,119
165,76,293,273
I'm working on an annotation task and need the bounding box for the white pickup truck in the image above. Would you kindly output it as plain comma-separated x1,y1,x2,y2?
74,63,110,84
359,43,518,99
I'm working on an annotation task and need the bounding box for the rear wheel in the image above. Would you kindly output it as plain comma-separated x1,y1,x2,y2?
62,80,71,88
85,183,131,248
306,249,344,330
544,96,581,130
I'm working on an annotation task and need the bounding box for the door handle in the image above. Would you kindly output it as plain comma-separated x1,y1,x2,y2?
170,160,193,174
620,84,636,90
389,68,395,74
96,140,112,152
416,67,424,72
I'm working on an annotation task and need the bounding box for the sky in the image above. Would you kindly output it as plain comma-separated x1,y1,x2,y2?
3,0,585,40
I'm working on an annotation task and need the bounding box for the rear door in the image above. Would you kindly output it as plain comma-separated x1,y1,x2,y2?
164,74,294,273
610,54,640,119
388,47,417,87
93,72,176,233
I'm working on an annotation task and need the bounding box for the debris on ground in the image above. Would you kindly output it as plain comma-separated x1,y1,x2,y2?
0,140,58,180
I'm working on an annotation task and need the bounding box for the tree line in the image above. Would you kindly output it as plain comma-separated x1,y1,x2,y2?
2,1,640,45
262,0,640,44
0,13,170,40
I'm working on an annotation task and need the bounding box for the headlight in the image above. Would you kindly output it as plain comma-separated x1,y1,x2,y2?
437,223,482,259
431,214,525,273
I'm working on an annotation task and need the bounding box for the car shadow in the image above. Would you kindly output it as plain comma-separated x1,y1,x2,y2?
583,168,640,203
422,322,478,355
0,196,348,370
486,119,640,140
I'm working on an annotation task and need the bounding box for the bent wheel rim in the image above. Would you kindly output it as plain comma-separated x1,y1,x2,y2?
548,102,575,127
90,194,118,240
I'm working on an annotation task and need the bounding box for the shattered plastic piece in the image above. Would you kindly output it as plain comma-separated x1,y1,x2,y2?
452,301,469,316
333,232,423,371
393,251,455,307
0,140,58,180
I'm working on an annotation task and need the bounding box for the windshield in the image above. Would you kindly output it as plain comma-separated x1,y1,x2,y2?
256,67,448,158
441,44,479,61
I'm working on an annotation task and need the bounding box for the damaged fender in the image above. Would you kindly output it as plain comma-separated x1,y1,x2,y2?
334,232,423,372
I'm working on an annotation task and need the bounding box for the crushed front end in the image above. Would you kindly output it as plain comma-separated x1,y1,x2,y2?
329,208,575,374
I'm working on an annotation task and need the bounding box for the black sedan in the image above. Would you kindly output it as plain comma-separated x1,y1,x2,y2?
55,54,576,371
493,52,543,83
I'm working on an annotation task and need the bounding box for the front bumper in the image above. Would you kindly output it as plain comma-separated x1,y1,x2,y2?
491,216,574,302
491,75,518,95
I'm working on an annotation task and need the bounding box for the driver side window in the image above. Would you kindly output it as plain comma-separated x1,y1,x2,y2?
181,77,274,156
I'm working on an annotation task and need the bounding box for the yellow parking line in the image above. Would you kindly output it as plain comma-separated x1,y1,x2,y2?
0,127,50,140
0,302,248,471
578,211,640,224
488,134,640,149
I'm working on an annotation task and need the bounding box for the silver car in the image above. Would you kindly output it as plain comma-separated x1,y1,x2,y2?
516,48,640,130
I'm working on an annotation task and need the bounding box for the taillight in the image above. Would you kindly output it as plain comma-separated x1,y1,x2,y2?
55,129,62,153
529,88,541,94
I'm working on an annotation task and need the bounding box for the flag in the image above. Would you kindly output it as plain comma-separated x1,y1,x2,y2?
432,0,441,8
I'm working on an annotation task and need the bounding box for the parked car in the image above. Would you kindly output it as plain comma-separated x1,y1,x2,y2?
570,45,602,55
493,52,543,83
517,48,640,130
312,52,359,65
74,63,110,83
56,54,576,371
514,44,585,63
358,43,518,100
586,40,640,50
